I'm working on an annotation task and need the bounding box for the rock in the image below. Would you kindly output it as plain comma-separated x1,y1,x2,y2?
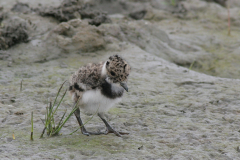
36,0,82,22
0,17,29,50
11,2,32,14
60,62,68,68
181,0,208,12
36,0,111,26
227,0,240,8
7,61,12,67
101,21,209,65
217,7,240,25
88,13,112,26
171,3,188,18
237,146,240,152
205,0,227,7
52,19,106,53
144,8,171,21
150,0,184,10
129,9,147,20
0,8,7,22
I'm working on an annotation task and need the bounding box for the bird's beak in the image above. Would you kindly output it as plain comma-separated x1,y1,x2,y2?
120,82,128,92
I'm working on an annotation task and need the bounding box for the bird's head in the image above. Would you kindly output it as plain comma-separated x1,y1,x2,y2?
104,55,131,92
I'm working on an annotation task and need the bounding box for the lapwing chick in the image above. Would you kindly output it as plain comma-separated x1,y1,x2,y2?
69,55,131,137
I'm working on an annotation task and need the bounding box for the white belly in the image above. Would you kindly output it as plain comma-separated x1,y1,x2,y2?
80,89,122,114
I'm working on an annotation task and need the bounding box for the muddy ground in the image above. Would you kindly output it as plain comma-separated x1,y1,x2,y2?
1,0,240,159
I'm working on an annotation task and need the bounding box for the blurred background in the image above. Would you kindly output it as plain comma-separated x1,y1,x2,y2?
0,0,240,78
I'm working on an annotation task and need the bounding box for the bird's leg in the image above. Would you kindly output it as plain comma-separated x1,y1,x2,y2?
73,104,104,136
74,107,89,136
98,113,129,137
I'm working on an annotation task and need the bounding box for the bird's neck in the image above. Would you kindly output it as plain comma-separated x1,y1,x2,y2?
101,61,108,78
101,80,124,99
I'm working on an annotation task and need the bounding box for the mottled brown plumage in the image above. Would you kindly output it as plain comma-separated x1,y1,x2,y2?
69,62,104,101
71,62,104,88
106,55,131,83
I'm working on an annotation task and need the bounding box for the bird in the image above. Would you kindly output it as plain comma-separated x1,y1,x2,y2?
69,55,131,137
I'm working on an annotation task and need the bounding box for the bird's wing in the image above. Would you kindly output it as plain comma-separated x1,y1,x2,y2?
69,62,104,93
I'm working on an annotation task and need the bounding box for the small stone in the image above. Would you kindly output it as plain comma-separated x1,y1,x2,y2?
10,98,15,103
69,154,75,159
7,138,13,142
60,62,68,68
129,10,147,20
237,146,240,152
7,61,12,67
138,145,143,150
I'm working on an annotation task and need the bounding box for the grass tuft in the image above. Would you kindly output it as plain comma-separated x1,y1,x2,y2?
40,81,80,138
40,81,99,138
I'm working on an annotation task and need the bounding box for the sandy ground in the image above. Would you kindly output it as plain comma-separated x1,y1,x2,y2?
1,0,240,159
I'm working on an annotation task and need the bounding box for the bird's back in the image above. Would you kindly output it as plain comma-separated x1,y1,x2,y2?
69,62,104,100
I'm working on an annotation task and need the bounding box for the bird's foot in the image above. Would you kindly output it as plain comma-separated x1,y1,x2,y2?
81,129,105,136
98,113,129,137
105,127,129,137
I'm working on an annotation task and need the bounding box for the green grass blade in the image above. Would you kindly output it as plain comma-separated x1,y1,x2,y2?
30,111,33,141
40,127,46,138
48,102,53,136
52,89,67,116
49,89,67,136
52,98,80,135
55,109,67,130
47,81,67,135
40,80,80,137
45,106,48,128
52,106,79,135
189,61,195,71
52,80,67,109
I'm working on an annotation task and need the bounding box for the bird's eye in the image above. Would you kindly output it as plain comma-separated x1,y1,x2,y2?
110,71,116,76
